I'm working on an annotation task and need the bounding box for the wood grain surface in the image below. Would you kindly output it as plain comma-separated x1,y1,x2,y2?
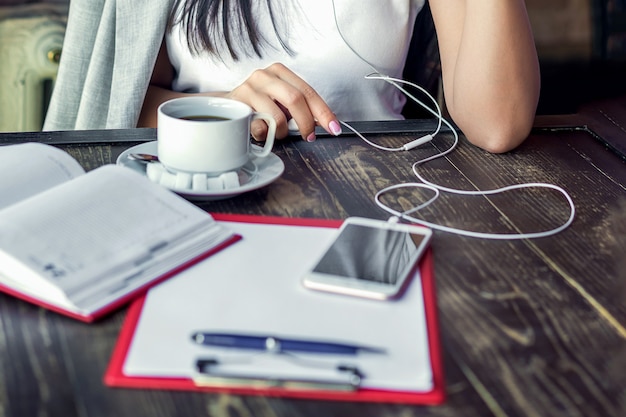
0,117,624,417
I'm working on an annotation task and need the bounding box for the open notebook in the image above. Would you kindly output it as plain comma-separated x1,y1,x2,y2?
0,143,239,322
105,214,445,404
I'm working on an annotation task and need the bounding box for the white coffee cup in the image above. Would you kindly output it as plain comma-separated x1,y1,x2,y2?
157,96,276,175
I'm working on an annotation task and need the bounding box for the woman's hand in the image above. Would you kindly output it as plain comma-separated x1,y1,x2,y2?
139,43,342,142
226,63,342,142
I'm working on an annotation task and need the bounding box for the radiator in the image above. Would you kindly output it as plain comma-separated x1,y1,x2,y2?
0,4,67,132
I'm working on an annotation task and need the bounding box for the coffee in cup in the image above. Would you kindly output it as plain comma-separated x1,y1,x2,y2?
157,96,276,175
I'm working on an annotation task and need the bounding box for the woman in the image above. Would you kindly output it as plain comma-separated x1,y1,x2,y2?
45,0,539,153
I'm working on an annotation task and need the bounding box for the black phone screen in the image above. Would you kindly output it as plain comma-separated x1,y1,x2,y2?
311,223,427,285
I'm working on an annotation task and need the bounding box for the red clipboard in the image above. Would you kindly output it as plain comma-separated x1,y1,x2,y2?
104,214,445,405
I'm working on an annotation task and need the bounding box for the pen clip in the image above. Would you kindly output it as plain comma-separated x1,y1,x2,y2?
193,357,362,392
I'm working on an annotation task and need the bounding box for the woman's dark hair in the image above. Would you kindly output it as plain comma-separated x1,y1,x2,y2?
168,0,293,61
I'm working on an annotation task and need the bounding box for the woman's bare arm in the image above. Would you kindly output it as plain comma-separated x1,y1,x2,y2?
137,40,183,128
429,0,540,153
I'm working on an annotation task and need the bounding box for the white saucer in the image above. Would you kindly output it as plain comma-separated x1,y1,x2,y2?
117,141,285,201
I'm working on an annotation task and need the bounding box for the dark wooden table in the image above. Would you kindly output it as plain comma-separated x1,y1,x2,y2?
0,100,625,417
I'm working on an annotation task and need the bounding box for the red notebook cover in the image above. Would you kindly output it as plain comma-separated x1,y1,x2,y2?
104,214,445,405
0,230,241,323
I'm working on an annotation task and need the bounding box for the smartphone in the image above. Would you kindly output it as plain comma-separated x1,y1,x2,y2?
302,217,432,300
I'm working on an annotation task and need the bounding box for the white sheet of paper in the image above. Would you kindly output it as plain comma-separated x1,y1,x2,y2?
123,221,433,392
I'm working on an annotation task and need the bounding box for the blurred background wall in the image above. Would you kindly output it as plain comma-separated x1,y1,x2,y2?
527,0,626,114
0,0,68,132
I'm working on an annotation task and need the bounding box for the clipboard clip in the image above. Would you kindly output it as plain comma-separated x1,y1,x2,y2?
193,358,363,392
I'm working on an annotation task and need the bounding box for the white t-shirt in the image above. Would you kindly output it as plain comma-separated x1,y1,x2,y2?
166,0,425,121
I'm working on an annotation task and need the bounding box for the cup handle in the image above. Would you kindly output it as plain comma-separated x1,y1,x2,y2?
250,112,276,158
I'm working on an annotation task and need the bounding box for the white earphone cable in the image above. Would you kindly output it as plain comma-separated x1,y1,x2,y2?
330,0,575,239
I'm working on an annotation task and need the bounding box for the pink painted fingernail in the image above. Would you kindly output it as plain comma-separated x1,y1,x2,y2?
329,120,342,136
306,132,316,142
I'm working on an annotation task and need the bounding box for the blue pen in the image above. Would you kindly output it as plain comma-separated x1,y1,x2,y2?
190,332,385,355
